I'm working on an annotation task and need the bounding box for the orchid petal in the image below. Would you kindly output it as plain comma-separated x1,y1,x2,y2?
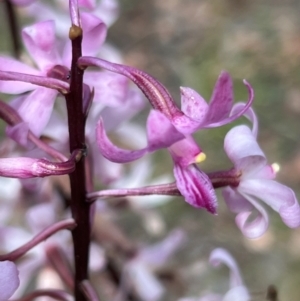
169,136,203,167
78,0,96,9
100,88,145,132
205,71,233,124
180,87,208,122
126,262,165,301
224,125,266,176
139,229,186,268
240,179,300,228
90,143,123,184
84,71,129,107
81,12,107,55
24,2,69,37
0,57,39,93
147,110,184,151
255,165,276,180
171,113,200,135
96,118,147,163
174,164,217,213
6,122,30,148
204,80,254,128
26,203,56,234
0,261,20,301
17,87,57,137
222,286,250,301
89,243,106,272
209,248,243,288
22,20,61,71
13,256,42,298
235,193,269,239
93,0,119,27
231,103,258,138
222,186,253,214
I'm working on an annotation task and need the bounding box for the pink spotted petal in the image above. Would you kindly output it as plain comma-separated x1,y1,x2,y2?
180,87,208,122
96,118,147,163
22,20,61,71
240,179,300,228
171,113,200,135
147,110,184,151
224,125,266,176
0,261,20,301
205,71,233,124
0,57,39,93
174,164,217,213
204,80,254,128
235,193,269,239
17,87,57,137
168,136,202,167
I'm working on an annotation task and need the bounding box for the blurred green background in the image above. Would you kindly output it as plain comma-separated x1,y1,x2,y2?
1,0,300,300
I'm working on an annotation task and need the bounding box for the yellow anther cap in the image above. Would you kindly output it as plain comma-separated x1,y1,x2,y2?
195,152,206,163
271,162,280,173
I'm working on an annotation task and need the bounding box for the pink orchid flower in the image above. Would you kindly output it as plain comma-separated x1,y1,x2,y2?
0,261,20,301
96,109,217,213
222,120,300,238
0,15,106,138
120,229,186,301
179,248,250,301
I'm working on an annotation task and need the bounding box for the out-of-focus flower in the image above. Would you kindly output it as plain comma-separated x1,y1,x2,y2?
23,0,119,35
0,261,20,301
0,16,106,138
222,124,300,238
0,203,71,297
179,248,250,301
120,229,186,301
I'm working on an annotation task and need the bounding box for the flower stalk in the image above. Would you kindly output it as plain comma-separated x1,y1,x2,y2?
65,10,91,300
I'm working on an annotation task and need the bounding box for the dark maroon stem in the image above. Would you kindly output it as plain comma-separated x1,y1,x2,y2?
4,0,21,58
65,25,90,301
